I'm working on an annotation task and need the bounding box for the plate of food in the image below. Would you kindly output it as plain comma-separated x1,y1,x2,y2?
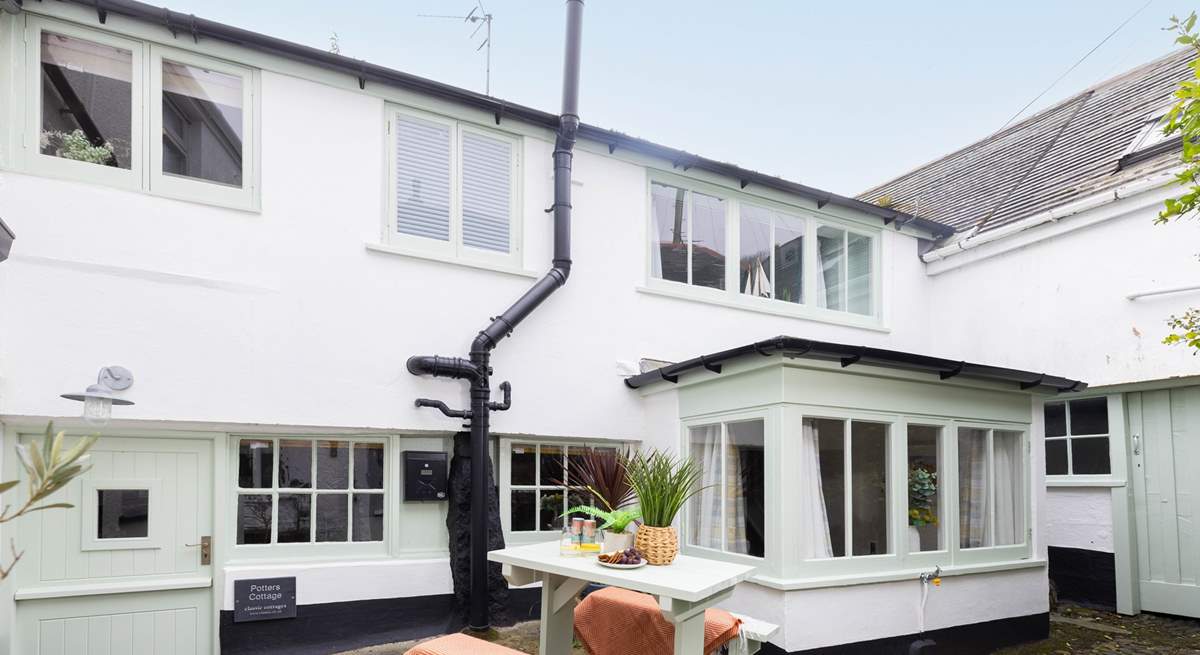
597,548,647,569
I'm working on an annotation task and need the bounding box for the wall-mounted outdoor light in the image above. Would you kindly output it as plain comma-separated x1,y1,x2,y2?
0,217,14,263
61,366,135,427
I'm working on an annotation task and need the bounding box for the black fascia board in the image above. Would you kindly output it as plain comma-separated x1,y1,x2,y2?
55,0,957,240
623,336,1087,394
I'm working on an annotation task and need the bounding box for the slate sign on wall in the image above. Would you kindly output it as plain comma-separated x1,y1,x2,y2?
234,577,297,623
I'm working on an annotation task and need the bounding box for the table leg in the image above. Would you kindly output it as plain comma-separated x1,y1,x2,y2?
538,573,585,655
672,611,706,654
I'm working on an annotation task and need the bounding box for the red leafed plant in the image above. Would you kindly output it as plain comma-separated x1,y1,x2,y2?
556,447,636,512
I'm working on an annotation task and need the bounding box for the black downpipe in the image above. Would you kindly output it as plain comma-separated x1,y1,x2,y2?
407,0,584,632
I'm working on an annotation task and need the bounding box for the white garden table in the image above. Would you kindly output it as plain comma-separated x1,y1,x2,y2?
489,540,756,655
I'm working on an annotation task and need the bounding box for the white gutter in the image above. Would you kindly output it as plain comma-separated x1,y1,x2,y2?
921,168,1180,263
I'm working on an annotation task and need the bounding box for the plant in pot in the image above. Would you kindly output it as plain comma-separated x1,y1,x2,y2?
625,449,705,565
559,448,641,552
908,464,938,551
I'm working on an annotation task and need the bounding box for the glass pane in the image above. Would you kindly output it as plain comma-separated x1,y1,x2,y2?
739,205,772,298
238,439,273,489
395,114,451,241
277,493,311,543
461,131,512,253
807,417,846,557
316,440,349,489
236,494,272,545
690,192,726,289
97,489,148,539
352,493,385,542
774,213,804,304
817,226,845,310
539,445,564,486
353,443,385,489
1046,440,1069,475
650,183,687,283
511,443,535,485
958,428,990,548
315,494,348,542
40,32,133,169
851,421,889,556
538,489,564,531
907,425,941,552
160,60,243,186
566,446,589,486
511,489,535,531
846,233,872,315
1071,437,1111,475
277,440,312,489
1069,397,1109,435
993,431,1024,546
727,420,765,557
1044,402,1067,437
688,425,722,550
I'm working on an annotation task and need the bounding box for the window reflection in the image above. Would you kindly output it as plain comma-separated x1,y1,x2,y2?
161,60,243,186
40,32,133,169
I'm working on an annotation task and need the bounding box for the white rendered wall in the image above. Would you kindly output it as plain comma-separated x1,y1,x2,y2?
726,569,1048,652
1045,487,1114,553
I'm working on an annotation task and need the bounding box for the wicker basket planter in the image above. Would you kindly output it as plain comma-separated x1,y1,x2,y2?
634,525,678,565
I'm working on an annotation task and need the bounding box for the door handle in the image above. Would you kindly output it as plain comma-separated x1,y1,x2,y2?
185,536,211,565
1132,434,1141,456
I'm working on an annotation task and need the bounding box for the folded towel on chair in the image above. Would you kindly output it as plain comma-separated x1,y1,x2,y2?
573,587,741,655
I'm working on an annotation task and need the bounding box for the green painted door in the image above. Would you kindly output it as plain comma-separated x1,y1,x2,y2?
14,434,214,654
1129,387,1200,618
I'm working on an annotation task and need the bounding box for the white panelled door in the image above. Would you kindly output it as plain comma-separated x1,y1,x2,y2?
14,434,214,654
1129,387,1200,618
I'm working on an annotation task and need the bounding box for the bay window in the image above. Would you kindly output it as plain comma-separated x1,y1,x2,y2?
802,418,889,558
958,428,1025,549
388,107,521,268
647,175,879,321
687,419,765,558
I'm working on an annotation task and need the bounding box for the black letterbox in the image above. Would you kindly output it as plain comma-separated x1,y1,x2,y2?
404,451,448,501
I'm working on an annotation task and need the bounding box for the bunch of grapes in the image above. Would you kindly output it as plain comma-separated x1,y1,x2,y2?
613,547,642,565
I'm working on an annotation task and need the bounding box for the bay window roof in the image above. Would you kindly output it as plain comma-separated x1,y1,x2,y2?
624,336,1087,393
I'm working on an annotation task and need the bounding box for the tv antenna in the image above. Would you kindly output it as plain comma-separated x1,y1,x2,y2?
419,2,494,95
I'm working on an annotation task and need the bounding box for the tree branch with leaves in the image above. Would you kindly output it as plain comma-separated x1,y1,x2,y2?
1159,13,1200,353
0,423,97,580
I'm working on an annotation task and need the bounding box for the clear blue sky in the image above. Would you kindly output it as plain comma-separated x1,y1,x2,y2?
165,1,1191,195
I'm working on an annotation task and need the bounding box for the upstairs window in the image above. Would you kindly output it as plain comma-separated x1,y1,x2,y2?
388,108,520,266
650,183,726,289
1044,397,1110,476
25,18,259,209
647,176,879,320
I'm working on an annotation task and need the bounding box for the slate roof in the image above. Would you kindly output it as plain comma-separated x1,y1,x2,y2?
858,49,1196,235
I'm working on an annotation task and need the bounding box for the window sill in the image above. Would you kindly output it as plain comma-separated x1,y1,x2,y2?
635,284,889,332
749,558,1045,591
15,575,212,600
365,242,539,279
1046,478,1126,488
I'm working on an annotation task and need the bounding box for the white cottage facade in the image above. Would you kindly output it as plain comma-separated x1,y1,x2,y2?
0,1,1196,654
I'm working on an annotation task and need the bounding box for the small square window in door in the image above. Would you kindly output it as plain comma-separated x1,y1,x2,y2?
97,489,150,539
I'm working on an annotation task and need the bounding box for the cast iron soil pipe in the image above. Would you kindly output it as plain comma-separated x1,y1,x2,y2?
407,0,584,632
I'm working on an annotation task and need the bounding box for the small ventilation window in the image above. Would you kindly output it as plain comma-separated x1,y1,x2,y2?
1121,112,1180,169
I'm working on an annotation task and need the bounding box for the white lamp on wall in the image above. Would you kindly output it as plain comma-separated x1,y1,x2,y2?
61,366,135,427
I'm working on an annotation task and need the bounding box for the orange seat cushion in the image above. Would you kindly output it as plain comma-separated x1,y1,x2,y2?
403,633,526,655
574,587,741,655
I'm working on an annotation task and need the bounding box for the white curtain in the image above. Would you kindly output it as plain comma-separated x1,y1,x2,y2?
993,433,1022,545
726,444,748,554
958,433,988,548
690,426,723,550
798,421,833,559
